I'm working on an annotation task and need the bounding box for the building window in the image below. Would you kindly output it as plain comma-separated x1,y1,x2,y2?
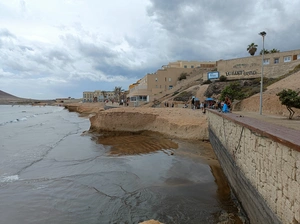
155,78,158,81
139,96,147,101
156,85,158,88
184,65,187,68
168,85,173,90
284,56,291,62
168,78,171,82
191,65,194,68
263,59,270,65
274,58,279,64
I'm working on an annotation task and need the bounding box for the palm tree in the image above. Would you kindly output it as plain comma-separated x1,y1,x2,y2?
101,91,107,101
260,49,270,55
247,43,258,56
270,48,280,53
114,86,122,102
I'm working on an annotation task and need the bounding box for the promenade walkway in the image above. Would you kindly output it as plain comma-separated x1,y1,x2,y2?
234,111,300,131
221,111,300,152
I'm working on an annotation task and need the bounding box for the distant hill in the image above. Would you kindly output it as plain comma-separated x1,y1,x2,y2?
0,90,32,104
0,90,22,100
0,90,57,105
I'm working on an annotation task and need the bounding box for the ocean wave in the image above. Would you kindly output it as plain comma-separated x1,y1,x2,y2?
0,106,64,126
0,175,19,183
0,116,29,126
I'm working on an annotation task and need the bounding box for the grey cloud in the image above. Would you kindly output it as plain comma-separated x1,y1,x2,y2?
78,42,116,59
0,30,75,76
47,50,73,63
19,45,34,51
60,33,115,59
19,0,27,13
147,0,300,60
0,28,16,38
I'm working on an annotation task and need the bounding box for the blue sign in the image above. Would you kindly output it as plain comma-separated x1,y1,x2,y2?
207,71,219,80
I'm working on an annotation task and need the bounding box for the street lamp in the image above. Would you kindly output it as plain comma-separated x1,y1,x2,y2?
259,31,266,115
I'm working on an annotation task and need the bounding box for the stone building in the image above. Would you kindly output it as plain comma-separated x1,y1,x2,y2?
83,90,115,102
216,49,300,80
127,60,217,104
127,49,300,106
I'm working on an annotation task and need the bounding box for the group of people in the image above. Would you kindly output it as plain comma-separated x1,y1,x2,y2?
213,96,232,113
190,96,232,113
164,101,175,107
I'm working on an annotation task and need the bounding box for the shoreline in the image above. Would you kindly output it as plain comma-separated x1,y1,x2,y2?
65,102,300,142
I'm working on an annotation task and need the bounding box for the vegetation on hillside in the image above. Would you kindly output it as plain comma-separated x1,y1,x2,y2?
219,82,245,102
219,75,227,82
215,63,300,102
173,91,192,102
277,89,300,119
178,72,188,81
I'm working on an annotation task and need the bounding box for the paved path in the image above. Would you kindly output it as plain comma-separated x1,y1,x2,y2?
233,111,300,131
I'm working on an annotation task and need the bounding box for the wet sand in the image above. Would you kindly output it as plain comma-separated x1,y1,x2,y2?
95,131,246,223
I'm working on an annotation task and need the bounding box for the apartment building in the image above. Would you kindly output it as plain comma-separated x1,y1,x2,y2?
127,49,300,106
128,60,217,104
216,49,300,80
163,60,216,69
83,90,115,102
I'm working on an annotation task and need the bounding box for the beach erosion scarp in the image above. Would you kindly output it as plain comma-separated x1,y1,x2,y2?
65,102,105,116
65,103,209,140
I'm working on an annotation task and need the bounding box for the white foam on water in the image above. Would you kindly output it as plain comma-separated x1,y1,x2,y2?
19,117,27,121
0,175,19,183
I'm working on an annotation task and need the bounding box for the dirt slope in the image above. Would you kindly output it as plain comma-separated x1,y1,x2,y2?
236,70,300,118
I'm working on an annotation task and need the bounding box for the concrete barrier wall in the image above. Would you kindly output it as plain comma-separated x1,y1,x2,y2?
207,110,300,224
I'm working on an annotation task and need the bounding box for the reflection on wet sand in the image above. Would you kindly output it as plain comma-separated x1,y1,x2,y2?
95,131,247,223
97,131,178,155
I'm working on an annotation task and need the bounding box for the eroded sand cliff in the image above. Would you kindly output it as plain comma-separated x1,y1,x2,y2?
89,107,209,140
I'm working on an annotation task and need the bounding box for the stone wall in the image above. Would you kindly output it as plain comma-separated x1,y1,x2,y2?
207,110,300,224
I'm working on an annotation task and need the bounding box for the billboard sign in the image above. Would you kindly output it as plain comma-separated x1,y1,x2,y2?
207,71,219,80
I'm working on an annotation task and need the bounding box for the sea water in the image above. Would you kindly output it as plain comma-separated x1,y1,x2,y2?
0,105,245,224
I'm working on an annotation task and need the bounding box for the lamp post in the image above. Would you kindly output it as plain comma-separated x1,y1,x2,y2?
259,31,266,115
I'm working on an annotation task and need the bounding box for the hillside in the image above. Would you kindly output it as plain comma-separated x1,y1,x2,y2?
145,69,300,119
0,90,21,99
236,70,300,118
0,90,26,104
0,90,55,105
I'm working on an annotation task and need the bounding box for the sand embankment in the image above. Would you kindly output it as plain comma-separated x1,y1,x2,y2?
65,103,209,140
65,102,105,116
89,107,208,140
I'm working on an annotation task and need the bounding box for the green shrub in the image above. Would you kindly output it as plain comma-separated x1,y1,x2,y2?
173,91,192,101
172,91,179,96
219,75,227,82
202,79,212,84
178,73,187,81
220,82,245,102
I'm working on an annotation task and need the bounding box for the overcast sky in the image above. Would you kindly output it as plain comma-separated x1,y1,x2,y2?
0,0,299,99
